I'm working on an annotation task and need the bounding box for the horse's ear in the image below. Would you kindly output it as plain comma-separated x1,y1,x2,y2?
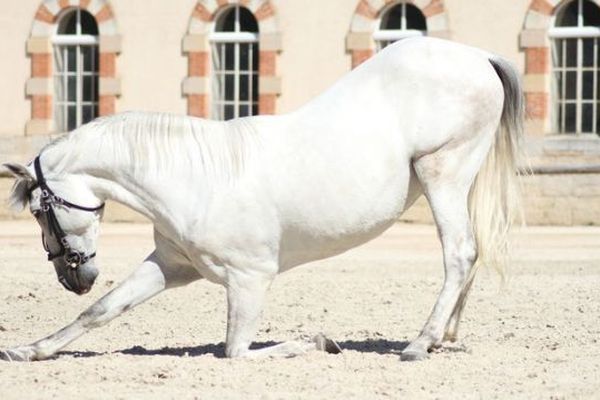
3,163,34,182
2,163,35,213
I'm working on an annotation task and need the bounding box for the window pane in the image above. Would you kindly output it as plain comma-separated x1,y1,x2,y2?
566,39,577,67
225,43,235,71
83,76,97,102
556,0,578,27
67,106,77,131
583,71,595,99
566,71,577,99
58,10,77,34
252,74,259,102
216,7,236,32
81,46,97,72
239,74,249,101
239,104,250,117
583,0,600,26
240,43,250,70
597,103,600,135
252,45,259,71
67,76,77,102
553,39,563,66
213,73,224,101
80,10,99,35
67,46,77,72
82,105,95,124
224,74,235,101
583,38,595,67
582,103,594,132
556,101,563,131
381,5,402,30
252,104,258,116
54,46,65,73
54,76,65,102
565,103,576,133
239,7,258,33
224,105,235,120
212,43,223,72
406,4,427,30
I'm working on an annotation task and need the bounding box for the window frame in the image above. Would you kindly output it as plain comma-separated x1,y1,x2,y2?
374,2,426,51
549,0,600,135
51,8,99,132
209,5,259,121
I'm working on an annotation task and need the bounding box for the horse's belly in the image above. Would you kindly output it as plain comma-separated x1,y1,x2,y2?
278,165,418,270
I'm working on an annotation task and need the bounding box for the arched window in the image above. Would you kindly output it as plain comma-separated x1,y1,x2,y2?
374,2,427,51
550,0,600,134
210,6,259,120
52,8,99,132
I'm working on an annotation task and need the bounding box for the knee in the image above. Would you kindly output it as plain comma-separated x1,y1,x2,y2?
77,303,108,329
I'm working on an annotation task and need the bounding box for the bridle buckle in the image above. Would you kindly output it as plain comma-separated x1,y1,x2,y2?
65,252,83,269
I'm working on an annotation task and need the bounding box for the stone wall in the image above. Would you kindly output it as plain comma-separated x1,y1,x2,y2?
400,173,600,226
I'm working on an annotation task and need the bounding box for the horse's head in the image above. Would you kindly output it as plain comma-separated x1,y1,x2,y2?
3,159,104,295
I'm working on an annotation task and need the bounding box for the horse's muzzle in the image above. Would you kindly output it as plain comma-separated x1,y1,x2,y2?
55,261,99,295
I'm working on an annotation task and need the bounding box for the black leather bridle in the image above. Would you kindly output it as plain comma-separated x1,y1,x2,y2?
28,156,105,269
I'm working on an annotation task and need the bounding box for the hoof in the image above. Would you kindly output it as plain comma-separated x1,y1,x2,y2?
313,334,342,355
400,349,429,362
443,333,458,343
0,347,36,362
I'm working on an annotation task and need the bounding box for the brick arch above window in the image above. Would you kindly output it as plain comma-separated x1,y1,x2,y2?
27,0,121,135
346,0,450,68
182,0,282,118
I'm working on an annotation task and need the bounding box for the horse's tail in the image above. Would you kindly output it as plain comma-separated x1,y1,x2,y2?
468,56,526,280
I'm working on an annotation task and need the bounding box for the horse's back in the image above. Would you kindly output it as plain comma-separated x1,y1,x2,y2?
368,38,504,154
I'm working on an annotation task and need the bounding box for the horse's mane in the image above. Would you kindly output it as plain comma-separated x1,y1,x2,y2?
43,111,258,183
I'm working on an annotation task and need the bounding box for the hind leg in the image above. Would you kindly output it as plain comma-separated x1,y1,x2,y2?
401,182,476,361
443,272,477,342
400,139,491,361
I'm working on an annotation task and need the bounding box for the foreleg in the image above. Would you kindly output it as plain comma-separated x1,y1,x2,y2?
1,252,193,361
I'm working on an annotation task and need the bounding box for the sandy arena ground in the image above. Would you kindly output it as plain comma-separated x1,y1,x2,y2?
0,220,599,399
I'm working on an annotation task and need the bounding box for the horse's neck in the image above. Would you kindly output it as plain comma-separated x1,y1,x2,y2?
43,132,171,224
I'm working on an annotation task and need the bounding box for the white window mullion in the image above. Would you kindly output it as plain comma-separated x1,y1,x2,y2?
249,43,254,112
576,0,583,132
401,3,406,30
594,38,598,133
76,44,83,127
221,43,226,119
561,40,567,133
234,42,240,119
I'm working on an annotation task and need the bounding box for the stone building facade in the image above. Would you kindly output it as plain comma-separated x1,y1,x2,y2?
1,0,600,225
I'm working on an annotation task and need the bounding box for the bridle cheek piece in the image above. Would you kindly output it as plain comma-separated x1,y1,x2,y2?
30,156,105,269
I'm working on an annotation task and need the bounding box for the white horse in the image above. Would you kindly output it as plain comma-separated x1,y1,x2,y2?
1,37,523,362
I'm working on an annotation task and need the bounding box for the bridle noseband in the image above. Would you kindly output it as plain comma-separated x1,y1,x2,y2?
29,156,105,269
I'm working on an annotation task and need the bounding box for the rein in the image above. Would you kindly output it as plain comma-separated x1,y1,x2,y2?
29,156,105,269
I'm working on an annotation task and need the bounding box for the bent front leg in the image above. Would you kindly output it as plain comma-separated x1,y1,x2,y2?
1,252,190,361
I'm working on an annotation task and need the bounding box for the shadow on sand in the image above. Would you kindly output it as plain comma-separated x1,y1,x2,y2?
57,338,412,359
